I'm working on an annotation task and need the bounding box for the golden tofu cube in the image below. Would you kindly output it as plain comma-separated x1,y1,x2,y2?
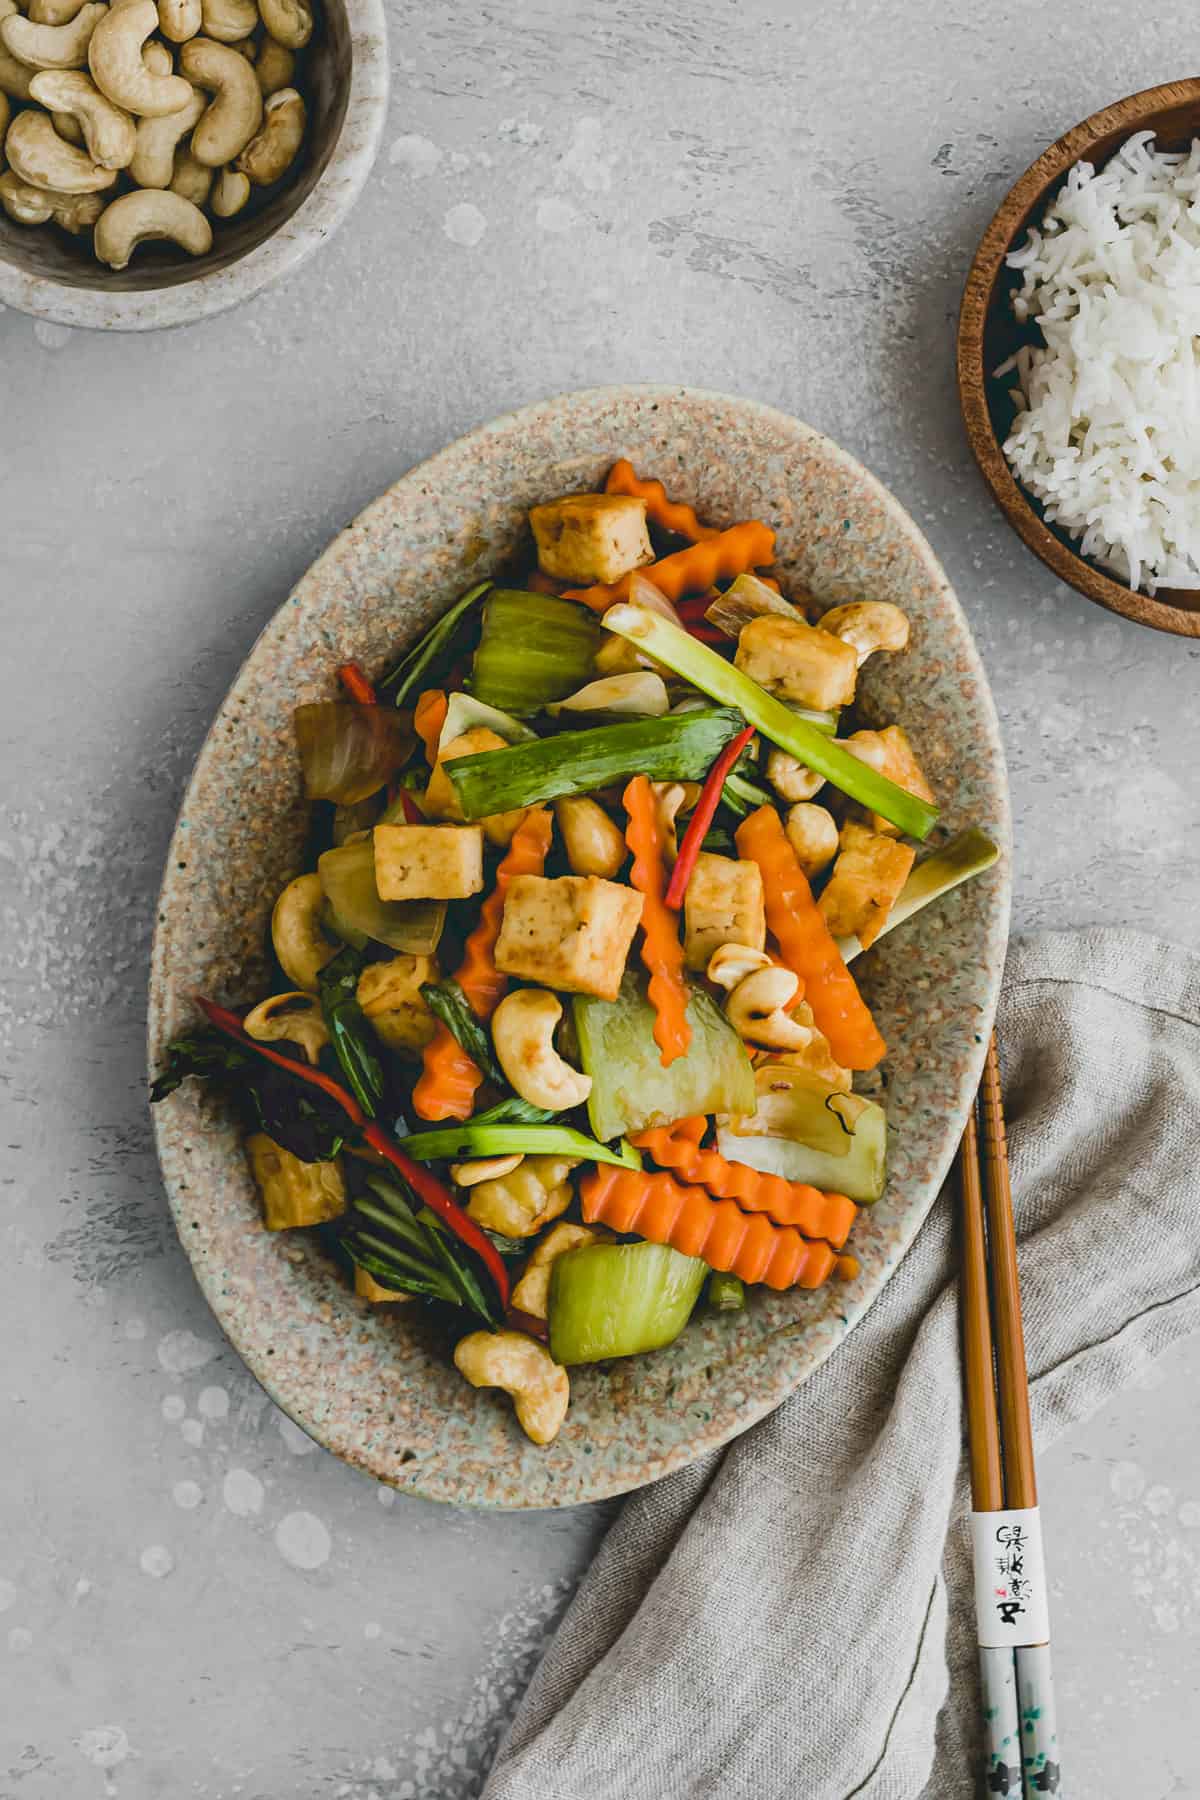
373,823,484,901
424,727,527,846
246,1134,346,1231
354,1265,411,1303
493,873,643,1000
734,615,859,711
530,493,654,585
682,852,766,970
817,821,916,949
357,953,438,1053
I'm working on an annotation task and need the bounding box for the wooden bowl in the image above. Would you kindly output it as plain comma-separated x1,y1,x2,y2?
958,80,1200,638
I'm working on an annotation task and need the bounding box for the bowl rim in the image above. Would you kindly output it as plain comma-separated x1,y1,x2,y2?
0,0,389,333
957,77,1200,639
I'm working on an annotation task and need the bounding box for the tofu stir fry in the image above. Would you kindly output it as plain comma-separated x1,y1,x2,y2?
153,461,998,1446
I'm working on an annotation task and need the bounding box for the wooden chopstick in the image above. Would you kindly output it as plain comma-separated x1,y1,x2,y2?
958,1105,1004,1513
978,1035,1037,1510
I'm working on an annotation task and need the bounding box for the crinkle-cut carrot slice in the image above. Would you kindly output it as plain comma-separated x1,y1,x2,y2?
623,775,690,1068
632,1116,856,1248
563,520,776,611
604,458,719,542
413,689,448,764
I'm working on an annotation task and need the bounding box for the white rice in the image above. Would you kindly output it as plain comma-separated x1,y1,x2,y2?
998,131,1200,593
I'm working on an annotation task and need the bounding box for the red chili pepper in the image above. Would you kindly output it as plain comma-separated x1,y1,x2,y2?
506,1307,549,1342
337,662,377,706
196,995,510,1307
663,724,756,911
675,593,716,621
685,622,729,646
399,789,423,824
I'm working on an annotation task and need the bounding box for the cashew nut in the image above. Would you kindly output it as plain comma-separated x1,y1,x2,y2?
180,32,260,163
29,68,135,165
453,1330,569,1446
491,989,593,1113
784,803,839,880
209,160,247,212
93,183,210,264
650,779,700,863
168,140,210,201
466,1155,578,1239
257,0,309,48
128,74,202,184
449,1154,523,1189
28,0,90,26
50,106,85,141
142,36,172,72
765,747,825,804
243,990,329,1065
88,0,193,113
4,106,116,189
0,0,36,99
156,0,200,40
706,942,772,992
553,796,626,879
819,601,910,667
234,79,299,183
1,2,107,70
725,965,812,1052
356,953,438,1053
510,1222,606,1321
0,89,9,157
270,872,338,993
0,165,103,226
751,999,851,1093
252,30,291,92
200,0,255,39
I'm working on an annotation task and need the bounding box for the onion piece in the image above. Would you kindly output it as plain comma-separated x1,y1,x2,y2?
627,570,684,625
294,703,415,804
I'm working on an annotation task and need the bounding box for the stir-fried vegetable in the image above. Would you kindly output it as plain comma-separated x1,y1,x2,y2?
601,604,939,838
318,839,446,954
445,707,745,819
703,570,801,636
379,580,492,707
317,944,385,1117
718,1071,888,1204
150,1031,349,1163
548,1241,708,1364
419,978,504,1086
395,1121,642,1169
706,1271,747,1312
437,690,537,751
837,827,1000,962
665,724,756,908
469,589,603,715
346,1174,502,1324
294,702,414,804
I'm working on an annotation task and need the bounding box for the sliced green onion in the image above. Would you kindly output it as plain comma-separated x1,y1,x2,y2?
468,1096,556,1126
394,1121,643,1169
706,1271,747,1312
469,589,603,715
601,604,939,839
837,827,1000,961
445,707,744,819
318,945,385,1118
721,768,774,817
378,580,492,706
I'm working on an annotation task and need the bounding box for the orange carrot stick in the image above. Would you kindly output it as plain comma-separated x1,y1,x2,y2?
563,520,776,612
411,808,553,1121
604,459,719,542
631,1116,856,1247
736,807,886,1072
413,689,448,764
580,1165,841,1290
623,775,690,1068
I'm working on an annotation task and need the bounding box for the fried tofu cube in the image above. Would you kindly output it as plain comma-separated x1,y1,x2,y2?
493,873,643,1000
246,1134,346,1231
817,821,916,950
373,823,484,900
530,493,654,586
734,615,859,711
423,727,527,846
682,852,766,970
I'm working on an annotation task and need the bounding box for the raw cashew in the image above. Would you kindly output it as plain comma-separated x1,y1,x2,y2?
510,1222,605,1322
209,159,247,213
243,990,329,1065
234,79,300,183
0,165,102,226
28,0,90,26
553,796,626,879
200,0,255,39
128,74,202,184
157,0,200,38
491,989,592,1113
270,873,337,993
0,2,107,71
784,803,839,880
93,183,210,263
5,106,116,188
252,30,291,92
0,0,35,99
453,1330,570,1446
88,0,193,113
29,68,135,166
181,32,260,163
706,942,772,992
258,0,309,48
51,107,85,140
449,1154,523,1188
169,141,210,201
819,601,910,667
142,35,172,71
765,747,824,804
725,965,813,1052
0,89,9,156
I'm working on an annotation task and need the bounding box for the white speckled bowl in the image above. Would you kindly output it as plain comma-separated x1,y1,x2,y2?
148,386,1011,1509
0,0,388,332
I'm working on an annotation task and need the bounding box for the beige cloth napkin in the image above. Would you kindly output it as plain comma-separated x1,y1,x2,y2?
481,928,1200,1800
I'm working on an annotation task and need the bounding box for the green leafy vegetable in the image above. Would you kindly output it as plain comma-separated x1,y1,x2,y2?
378,580,492,707
469,589,602,715
720,767,775,817
837,827,1000,962
150,1031,347,1164
468,1096,556,1126
318,945,385,1118
573,971,755,1142
548,1241,708,1365
420,978,503,1084
601,603,939,839
446,707,745,820
346,1174,501,1323
395,1121,642,1169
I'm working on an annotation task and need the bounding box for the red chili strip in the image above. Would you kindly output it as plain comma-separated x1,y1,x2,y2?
506,1307,549,1342
197,996,366,1124
337,662,377,706
399,789,423,824
675,594,716,621
663,724,756,911
685,622,729,645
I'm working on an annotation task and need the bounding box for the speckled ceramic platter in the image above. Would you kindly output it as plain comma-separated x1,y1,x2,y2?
148,385,1011,1509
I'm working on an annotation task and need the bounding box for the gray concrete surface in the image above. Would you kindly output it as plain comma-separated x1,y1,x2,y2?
3,3,1199,1795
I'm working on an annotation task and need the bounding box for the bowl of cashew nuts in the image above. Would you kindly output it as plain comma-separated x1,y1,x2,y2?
0,0,387,329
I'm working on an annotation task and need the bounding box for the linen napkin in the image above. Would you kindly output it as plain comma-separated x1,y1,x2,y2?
481,928,1200,1800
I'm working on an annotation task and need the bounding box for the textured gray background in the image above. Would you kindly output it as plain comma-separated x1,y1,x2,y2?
3,2,1200,1796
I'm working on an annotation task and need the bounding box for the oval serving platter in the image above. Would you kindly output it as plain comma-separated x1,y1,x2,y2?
148,385,1011,1509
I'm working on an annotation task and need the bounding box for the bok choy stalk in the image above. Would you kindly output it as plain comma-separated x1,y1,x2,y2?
601,604,939,839
346,1174,502,1323
548,1241,708,1365
378,580,492,707
420,979,504,1084
469,590,603,715
445,707,745,819
394,1121,643,1169
836,827,1000,961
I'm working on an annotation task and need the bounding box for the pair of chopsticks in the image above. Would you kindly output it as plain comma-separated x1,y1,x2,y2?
959,1035,1061,1798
